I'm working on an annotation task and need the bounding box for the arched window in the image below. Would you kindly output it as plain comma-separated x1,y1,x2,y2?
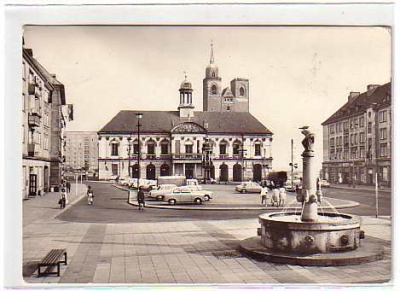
211,84,217,95
212,72,216,78
240,87,245,96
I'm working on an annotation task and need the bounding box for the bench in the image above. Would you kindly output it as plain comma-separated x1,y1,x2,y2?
37,249,67,277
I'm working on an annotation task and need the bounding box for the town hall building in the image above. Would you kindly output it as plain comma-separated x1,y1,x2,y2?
97,45,273,182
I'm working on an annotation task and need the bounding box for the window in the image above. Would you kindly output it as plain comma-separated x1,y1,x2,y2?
359,132,365,143
330,138,335,147
161,143,169,154
212,72,216,78
330,149,335,160
359,116,365,127
240,87,245,96
344,150,349,160
255,144,261,156
329,125,335,134
380,128,387,140
360,147,365,158
379,110,387,122
147,143,155,154
343,121,349,133
211,85,217,94
336,122,342,133
133,143,139,154
220,143,227,155
111,143,119,156
112,164,119,176
344,136,349,146
185,144,193,153
354,133,358,145
233,143,241,155
380,144,388,157
367,122,372,134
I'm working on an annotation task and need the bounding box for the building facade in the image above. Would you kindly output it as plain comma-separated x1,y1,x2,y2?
22,46,70,198
64,131,99,172
98,46,273,182
321,82,391,187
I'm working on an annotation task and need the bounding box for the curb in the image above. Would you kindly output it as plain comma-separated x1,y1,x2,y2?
114,184,359,211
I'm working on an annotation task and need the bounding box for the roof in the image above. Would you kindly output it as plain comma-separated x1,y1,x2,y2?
322,82,391,125
98,111,273,135
23,48,66,105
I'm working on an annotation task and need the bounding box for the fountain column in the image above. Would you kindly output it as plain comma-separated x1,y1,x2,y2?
299,127,319,222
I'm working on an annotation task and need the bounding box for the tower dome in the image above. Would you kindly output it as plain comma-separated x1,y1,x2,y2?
180,79,192,90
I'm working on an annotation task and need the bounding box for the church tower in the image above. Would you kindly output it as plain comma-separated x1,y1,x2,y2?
203,42,222,111
202,42,250,112
178,75,194,118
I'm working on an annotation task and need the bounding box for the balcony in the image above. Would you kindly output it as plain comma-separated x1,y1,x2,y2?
27,143,36,157
28,113,41,127
173,153,203,162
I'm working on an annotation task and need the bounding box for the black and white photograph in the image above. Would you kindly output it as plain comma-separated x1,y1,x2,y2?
2,2,397,290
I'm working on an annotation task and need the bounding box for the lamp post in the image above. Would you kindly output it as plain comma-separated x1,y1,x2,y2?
127,137,132,178
136,112,143,191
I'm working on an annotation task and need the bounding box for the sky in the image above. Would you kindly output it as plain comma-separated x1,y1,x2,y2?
23,26,391,170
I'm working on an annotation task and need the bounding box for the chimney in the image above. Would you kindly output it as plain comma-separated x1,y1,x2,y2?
367,84,379,96
348,92,360,102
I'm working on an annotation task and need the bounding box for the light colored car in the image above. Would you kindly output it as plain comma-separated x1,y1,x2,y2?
162,187,208,205
235,182,262,193
149,184,177,200
186,179,202,190
320,179,330,188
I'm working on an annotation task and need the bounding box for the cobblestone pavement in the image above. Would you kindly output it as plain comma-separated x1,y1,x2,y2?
21,183,392,288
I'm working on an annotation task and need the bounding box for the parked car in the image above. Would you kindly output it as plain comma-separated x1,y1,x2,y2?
149,184,177,200
235,182,262,193
320,179,330,188
162,187,208,205
186,179,202,190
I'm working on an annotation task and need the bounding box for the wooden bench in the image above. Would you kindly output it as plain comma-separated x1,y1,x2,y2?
37,249,67,277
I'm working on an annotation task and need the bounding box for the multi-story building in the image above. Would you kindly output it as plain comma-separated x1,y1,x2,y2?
22,46,70,198
321,82,391,187
98,46,273,182
64,131,98,172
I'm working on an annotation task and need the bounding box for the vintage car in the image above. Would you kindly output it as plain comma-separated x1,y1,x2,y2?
320,179,331,188
148,184,177,200
162,187,209,205
235,181,262,193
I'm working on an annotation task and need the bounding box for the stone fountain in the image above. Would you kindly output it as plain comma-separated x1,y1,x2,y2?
239,127,384,266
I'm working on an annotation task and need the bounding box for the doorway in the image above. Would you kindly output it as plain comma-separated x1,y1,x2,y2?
29,174,37,196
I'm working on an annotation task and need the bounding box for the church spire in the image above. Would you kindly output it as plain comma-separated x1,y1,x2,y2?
210,40,215,64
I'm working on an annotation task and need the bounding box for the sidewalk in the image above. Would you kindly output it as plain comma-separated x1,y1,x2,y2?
21,183,392,286
23,183,88,227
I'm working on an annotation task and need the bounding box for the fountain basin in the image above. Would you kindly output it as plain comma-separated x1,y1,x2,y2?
259,212,361,254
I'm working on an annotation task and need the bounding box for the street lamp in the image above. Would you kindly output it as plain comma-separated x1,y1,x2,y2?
136,112,143,191
127,136,132,178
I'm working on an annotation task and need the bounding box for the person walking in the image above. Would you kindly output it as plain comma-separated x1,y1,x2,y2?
59,189,66,209
278,186,286,207
137,186,145,211
260,186,268,206
87,186,94,205
66,180,71,193
271,187,279,207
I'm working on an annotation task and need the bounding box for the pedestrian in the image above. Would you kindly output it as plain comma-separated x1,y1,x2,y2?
59,189,66,209
271,187,279,207
278,186,286,207
260,186,268,206
66,180,71,193
137,186,145,210
87,186,94,205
